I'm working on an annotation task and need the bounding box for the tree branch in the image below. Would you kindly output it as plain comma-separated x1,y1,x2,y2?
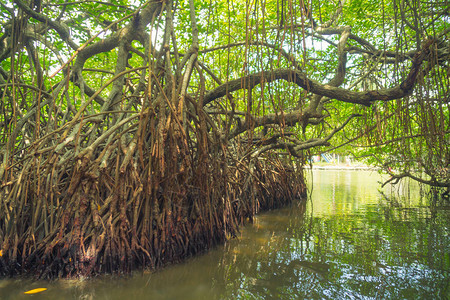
249,114,360,157
203,39,436,107
382,171,450,188
14,0,79,50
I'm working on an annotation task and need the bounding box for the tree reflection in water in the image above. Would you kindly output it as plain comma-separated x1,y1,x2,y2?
215,170,449,299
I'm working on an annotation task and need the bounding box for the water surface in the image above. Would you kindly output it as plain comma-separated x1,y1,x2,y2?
1,170,449,299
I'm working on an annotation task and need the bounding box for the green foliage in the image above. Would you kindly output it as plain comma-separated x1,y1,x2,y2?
0,0,448,187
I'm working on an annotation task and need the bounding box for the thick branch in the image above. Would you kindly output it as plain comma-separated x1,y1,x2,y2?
14,0,79,50
307,26,351,116
72,2,163,73
229,109,323,139
203,39,435,107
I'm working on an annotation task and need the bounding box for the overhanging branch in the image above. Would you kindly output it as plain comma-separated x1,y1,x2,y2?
203,39,436,107
382,171,450,188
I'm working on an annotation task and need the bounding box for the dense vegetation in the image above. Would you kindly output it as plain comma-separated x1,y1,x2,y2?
0,0,448,277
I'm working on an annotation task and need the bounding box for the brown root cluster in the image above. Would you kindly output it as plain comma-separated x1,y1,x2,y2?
0,108,306,278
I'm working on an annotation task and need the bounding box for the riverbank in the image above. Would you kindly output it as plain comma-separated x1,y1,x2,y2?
305,162,378,171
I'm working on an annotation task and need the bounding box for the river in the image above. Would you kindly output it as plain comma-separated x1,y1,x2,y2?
1,170,449,299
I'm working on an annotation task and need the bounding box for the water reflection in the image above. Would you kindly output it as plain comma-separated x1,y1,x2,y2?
0,170,448,299
216,170,449,299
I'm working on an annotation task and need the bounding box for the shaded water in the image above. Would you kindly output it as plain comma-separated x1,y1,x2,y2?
1,170,449,299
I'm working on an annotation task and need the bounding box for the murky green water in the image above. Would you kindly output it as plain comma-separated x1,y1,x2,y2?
1,170,449,299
